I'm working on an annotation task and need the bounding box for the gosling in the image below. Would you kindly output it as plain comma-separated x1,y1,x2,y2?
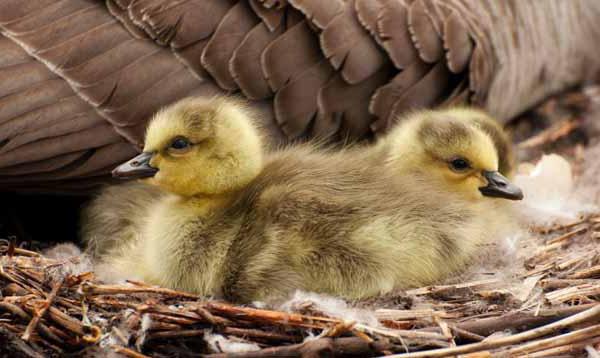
81,97,522,302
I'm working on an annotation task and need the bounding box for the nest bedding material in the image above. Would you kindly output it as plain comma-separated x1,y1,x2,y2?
0,213,599,358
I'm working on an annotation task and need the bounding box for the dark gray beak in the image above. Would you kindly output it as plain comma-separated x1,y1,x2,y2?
479,170,523,200
112,152,158,179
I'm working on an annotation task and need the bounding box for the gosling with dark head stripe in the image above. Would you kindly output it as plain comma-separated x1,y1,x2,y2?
81,98,522,302
385,108,522,201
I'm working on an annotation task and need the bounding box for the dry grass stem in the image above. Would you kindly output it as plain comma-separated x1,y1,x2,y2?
0,210,598,356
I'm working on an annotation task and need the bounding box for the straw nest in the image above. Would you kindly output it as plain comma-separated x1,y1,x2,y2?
0,211,599,357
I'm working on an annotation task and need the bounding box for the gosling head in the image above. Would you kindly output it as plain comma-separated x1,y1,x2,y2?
386,108,523,201
112,96,263,197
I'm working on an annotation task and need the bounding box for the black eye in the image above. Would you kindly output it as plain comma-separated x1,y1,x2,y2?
450,157,471,172
170,137,190,150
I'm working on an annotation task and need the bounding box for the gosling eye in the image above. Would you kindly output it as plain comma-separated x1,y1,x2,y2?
449,157,471,172
169,137,191,151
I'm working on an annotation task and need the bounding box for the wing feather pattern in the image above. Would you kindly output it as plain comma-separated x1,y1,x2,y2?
1,0,599,191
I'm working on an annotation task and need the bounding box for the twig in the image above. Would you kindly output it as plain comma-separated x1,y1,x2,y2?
80,282,199,299
0,302,63,343
544,284,600,305
586,345,600,358
518,117,582,149
567,264,600,279
516,336,600,357
385,304,600,357
405,279,499,296
22,278,63,341
138,304,206,322
375,308,450,321
141,312,197,326
222,327,303,343
507,323,600,354
146,329,205,340
449,325,485,342
0,245,41,257
533,216,587,234
205,336,397,358
0,325,45,358
44,306,101,343
540,278,594,290
140,319,181,331
354,323,448,342
452,303,597,336
320,320,356,338
196,306,232,325
204,302,339,328
546,227,587,245
112,345,151,358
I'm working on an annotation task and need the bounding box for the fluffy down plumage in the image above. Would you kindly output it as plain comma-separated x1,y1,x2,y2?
81,97,521,302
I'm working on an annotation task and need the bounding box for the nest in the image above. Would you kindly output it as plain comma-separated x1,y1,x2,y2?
0,213,599,358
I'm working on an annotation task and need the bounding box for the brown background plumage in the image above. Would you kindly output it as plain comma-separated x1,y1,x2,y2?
0,0,599,193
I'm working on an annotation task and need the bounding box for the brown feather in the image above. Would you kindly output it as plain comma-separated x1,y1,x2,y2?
111,0,133,9
420,0,446,39
354,0,383,46
201,1,259,90
0,0,56,25
0,62,55,99
377,0,419,69
62,40,158,85
0,123,120,168
314,65,392,140
74,49,173,109
231,23,282,100
36,24,133,75
0,96,89,143
0,112,104,154
2,0,94,34
261,21,322,91
0,142,136,180
0,152,87,177
113,122,149,148
106,0,148,40
287,0,344,29
274,60,334,139
98,66,218,126
172,40,211,79
131,0,235,49
319,0,387,84
0,32,142,180
407,0,444,63
0,80,74,126
126,0,165,38
0,36,31,66
369,61,431,125
386,61,453,126
4,5,112,48
1,0,600,192
469,46,491,105
443,10,473,74
249,0,285,31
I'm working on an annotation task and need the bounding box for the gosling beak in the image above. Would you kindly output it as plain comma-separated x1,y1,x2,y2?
112,152,158,179
479,170,523,200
